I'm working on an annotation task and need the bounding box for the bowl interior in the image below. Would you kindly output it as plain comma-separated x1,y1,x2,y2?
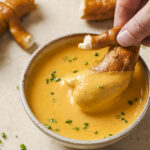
20,33,150,148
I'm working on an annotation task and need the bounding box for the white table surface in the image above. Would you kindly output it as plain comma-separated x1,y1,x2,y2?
0,0,150,149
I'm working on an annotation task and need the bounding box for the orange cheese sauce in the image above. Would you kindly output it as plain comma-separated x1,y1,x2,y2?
26,39,148,140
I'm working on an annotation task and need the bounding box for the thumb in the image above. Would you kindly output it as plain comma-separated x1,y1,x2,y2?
117,1,150,47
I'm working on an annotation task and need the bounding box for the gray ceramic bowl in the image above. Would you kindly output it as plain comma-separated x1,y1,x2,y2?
20,33,150,149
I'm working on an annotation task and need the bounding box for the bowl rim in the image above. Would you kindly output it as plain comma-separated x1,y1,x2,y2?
20,33,150,146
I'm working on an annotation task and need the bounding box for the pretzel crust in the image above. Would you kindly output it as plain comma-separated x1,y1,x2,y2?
0,0,36,49
79,27,140,72
81,0,116,21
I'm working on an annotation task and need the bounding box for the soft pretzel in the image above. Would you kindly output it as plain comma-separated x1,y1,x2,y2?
0,0,36,50
79,27,140,72
81,0,116,21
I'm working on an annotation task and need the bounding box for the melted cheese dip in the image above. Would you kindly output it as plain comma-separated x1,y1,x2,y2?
26,39,148,140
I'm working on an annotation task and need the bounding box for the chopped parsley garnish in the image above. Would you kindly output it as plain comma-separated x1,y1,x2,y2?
1,132,6,138
83,126,87,130
115,115,121,119
109,134,113,136
99,85,104,89
50,74,55,81
46,79,50,84
20,144,26,150
121,112,125,115
73,57,78,61
54,128,60,132
65,120,72,124
121,118,125,120
50,92,54,95
55,77,61,82
84,62,88,65
45,124,51,129
134,98,138,101
94,131,98,135
64,56,78,62
94,52,99,56
0,140,2,144
16,85,19,90
73,127,79,131
124,120,128,123
49,118,57,123
82,123,89,130
16,135,18,138
95,60,99,63
52,70,56,74
73,70,78,73
128,100,133,105
84,123,89,126
52,98,56,103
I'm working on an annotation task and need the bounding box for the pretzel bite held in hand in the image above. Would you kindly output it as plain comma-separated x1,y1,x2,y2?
63,27,140,114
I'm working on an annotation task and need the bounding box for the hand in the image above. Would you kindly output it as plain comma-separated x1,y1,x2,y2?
114,0,150,47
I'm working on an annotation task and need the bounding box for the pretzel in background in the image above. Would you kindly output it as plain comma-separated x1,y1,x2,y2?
0,0,36,50
81,0,116,21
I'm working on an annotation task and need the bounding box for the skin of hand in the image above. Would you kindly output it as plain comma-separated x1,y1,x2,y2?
114,0,150,47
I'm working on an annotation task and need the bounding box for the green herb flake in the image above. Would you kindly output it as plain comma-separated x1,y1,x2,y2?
83,126,87,130
134,98,138,102
1,132,6,139
54,128,60,132
63,56,72,63
95,60,99,63
16,85,19,90
73,70,78,73
115,115,121,119
84,123,89,126
46,79,50,84
128,100,133,105
121,112,125,116
20,144,26,150
52,70,56,74
45,124,51,129
109,134,113,136
55,77,61,82
52,98,56,103
50,92,55,95
50,74,55,81
73,57,78,61
0,140,2,144
121,118,125,120
65,120,72,124
16,135,18,138
49,118,57,123
94,131,98,135
124,120,128,123
94,52,99,56
99,85,104,89
73,127,79,131
84,62,88,65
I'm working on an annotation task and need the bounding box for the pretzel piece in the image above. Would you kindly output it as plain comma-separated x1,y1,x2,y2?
81,0,116,21
79,27,140,72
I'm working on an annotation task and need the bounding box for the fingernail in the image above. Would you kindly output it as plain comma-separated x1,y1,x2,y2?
117,30,135,47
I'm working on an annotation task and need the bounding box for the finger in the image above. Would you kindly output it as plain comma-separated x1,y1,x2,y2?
117,1,150,47
137,0,148,11
114,0,141,27
141,36,150,47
